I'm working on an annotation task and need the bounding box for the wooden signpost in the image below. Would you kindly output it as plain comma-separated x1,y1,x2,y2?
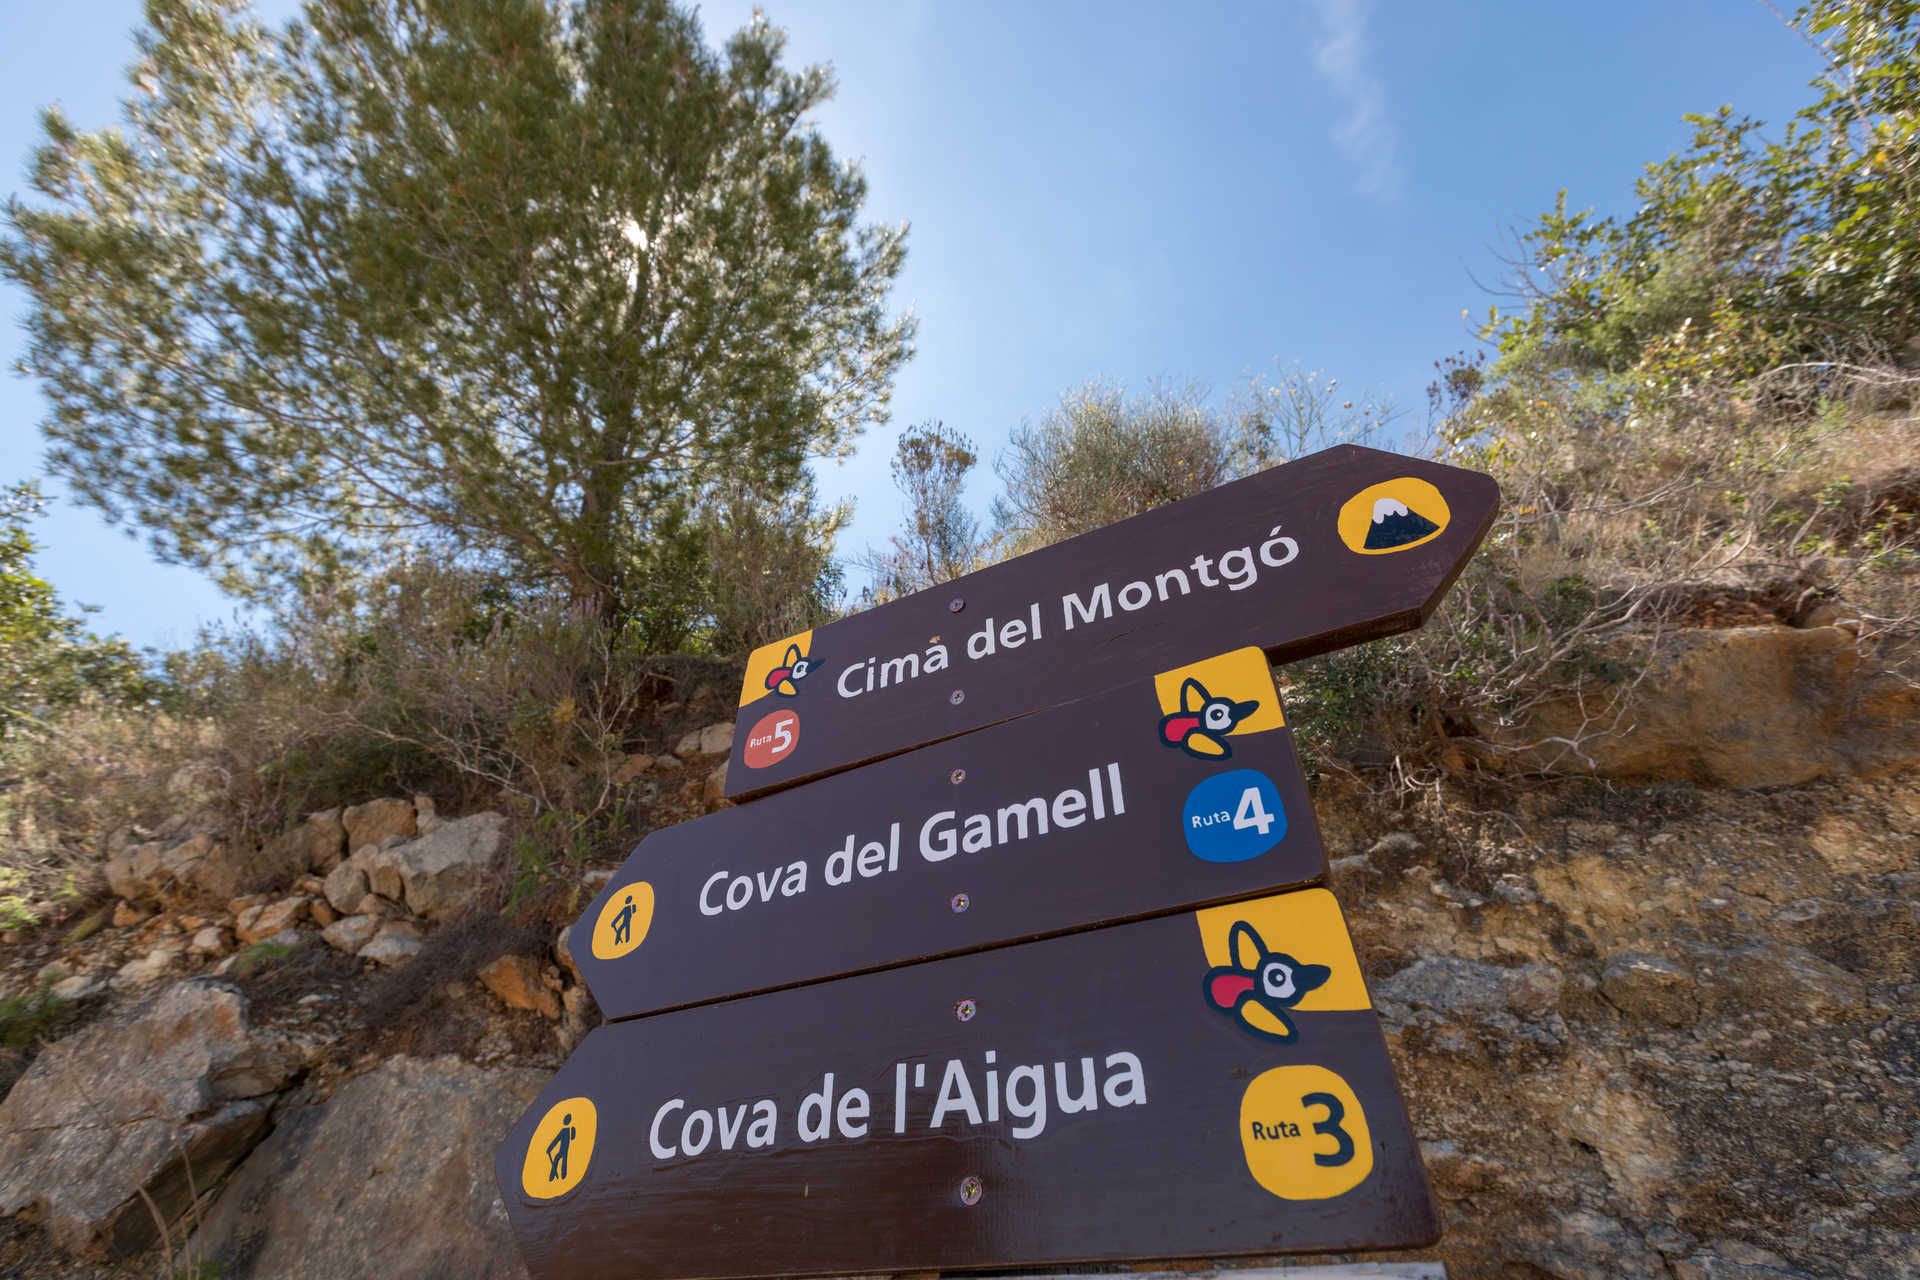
574,647,1324,1020
500,445,1499,1278
725,444,1498,799
499,889,1435,1280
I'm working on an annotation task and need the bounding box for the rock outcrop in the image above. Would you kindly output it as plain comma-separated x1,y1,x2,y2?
356,812,505,921
191,1055,542,1279
0,981,299,1258
1496,624,1920,787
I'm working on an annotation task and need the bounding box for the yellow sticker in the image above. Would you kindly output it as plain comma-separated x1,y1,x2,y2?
1336,477,1451,555
521,1096,597,1200
591,881,654,961
1195,888,1371,1034
1239,1065,1373,1199
1152,648,1284,760
739,630,817,708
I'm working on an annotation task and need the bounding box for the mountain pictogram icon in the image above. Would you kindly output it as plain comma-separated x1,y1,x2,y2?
1362,497,1440,550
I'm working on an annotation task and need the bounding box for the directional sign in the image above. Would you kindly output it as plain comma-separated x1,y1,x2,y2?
576,647,1326,1020
727,445,1498,798
499,888,1436,1279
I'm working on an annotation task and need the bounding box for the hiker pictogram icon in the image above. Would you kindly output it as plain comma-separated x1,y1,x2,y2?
520,1097,597,1200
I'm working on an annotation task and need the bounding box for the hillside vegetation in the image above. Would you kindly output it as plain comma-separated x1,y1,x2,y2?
0,3,1915,1278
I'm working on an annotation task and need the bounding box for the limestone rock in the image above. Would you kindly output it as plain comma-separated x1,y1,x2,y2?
358,921,425,966
188,926,232,958
359,812,505,921
0,980,296,1258
103,830,299,906
259,809,348,880
611,752,655,785
320,914,380,956
478,953,561,1019
111,900,151,928
309,899,338,927
1602,953,1698,1026
112,944,182,990
235,896,309,946
322,859,370,916
674,721,734,761
48,974,103,1002
354,892,403,918
191,1055,542,1280
553,924,581,983
702,760,729,806
341,797,417,852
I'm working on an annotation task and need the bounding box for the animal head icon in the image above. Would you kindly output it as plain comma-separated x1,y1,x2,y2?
764,643,815,698
1159,677,1260,759
1203,920,1332,1042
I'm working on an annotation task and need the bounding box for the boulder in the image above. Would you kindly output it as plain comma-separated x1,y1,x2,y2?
322,860,370,916
103,831,300,906
341,797,417,852
0,980,297,1258
258,809,348,879
188,926,232,958
674,721,734,761
359,921,425,966
112,943,183,990
702,760,730,806
48,973,103,1002
235,896,309,946
359,813,506,921
111,901,151,928
478,954,561,1019
191,1056,541,1279
1601,953,1698,1027
320,915,379,956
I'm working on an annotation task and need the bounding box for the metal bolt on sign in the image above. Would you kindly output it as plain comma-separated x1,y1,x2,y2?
948,597,965,613
948,689,965,706
949,767,966,784
953,997,976,1022
959,1176,983,1206
950,892,970,913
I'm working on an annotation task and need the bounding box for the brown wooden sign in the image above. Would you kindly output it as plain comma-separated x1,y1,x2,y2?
500,889,1436,1279
576,648,1325,1020
726,444,1498,799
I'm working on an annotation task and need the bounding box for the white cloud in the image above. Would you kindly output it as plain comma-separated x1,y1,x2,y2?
1309,0,1404,201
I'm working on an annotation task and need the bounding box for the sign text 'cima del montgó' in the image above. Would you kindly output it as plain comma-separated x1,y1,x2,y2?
726,444,1497,798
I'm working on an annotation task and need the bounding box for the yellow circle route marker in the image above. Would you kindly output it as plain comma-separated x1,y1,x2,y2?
592,881,655,961
1336,477,1451,555
1238,1064,1373,1199
521,1096,597,1200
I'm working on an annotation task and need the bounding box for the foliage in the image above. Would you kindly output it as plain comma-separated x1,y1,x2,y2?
228,938,298,977
1490,0,1920,389
861,421,985,600
0,482,161,739
0,980,66,1051
992,382,1232,553
2,0,911,630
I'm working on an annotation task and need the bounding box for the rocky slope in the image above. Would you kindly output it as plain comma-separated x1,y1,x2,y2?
0,625,1914,1279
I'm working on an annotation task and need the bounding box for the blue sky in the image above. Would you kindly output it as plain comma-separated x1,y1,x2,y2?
1,1,1823,649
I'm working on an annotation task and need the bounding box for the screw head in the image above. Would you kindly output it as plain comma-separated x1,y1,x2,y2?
954,997,977,1022
948,597,965,613
950,892,970,913
959,1175,983,1205
949,767,966,784
949,689,965,706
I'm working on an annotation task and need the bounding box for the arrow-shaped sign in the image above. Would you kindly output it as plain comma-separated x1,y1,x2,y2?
500,888,1435,1280
575,648,1324,1021
726,444,1498,799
